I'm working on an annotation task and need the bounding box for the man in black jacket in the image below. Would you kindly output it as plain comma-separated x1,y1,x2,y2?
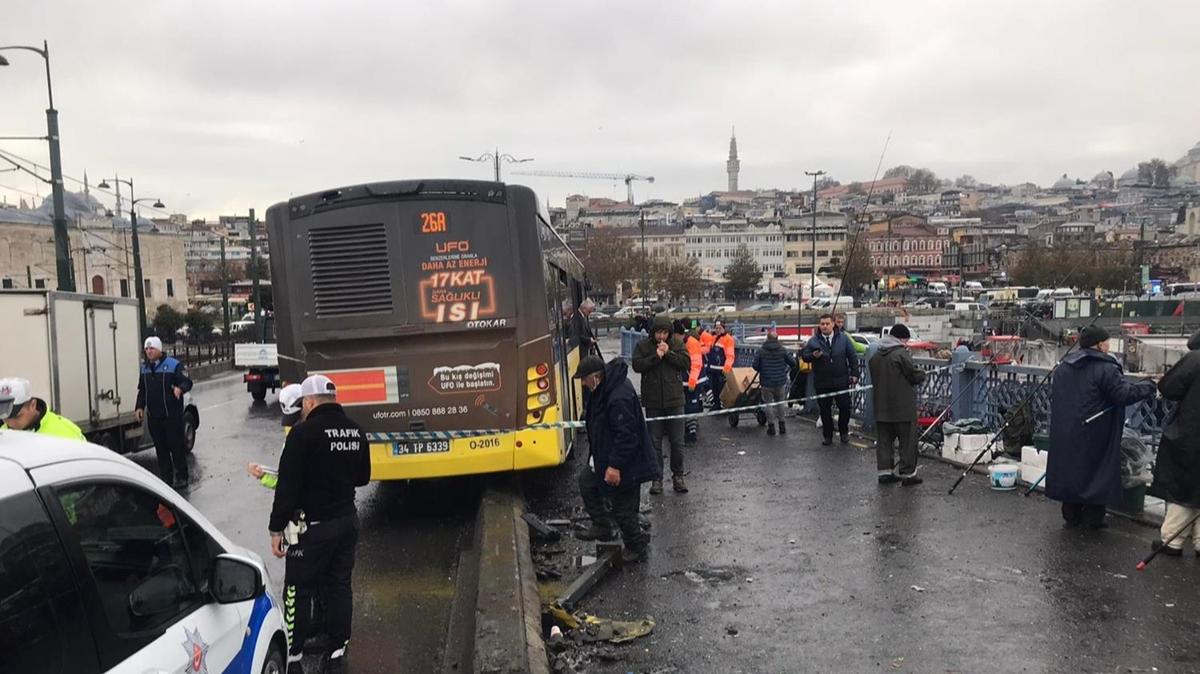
1150,330,1200,555
574,356,660,561
801,314,859,445
269,374,371,674
135,336,194,487
632,315,691,493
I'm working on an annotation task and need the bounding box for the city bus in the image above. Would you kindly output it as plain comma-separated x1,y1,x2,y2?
266,179,586,480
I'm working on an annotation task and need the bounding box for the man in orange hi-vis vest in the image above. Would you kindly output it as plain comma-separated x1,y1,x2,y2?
706,320,737,410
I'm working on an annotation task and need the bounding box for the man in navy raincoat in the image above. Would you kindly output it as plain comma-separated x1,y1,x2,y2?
1047,325,1156,529
574,355,660,562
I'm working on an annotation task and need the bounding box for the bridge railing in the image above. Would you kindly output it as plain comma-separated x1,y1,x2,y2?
619,328,1169,450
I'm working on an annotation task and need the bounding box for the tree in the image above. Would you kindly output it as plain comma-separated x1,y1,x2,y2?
883,165,915,179
847,182,866,196
815,177,841,190
1137,158,1175,188
580,228,635,298
184,308,215,340
152,304,185,339
655,256,704,304
723,244,760,300
908,168,940,193
955,174,978,189
828,248,875,296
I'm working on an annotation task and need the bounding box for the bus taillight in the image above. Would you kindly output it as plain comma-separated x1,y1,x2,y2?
536,378,549,391
534,362,549,377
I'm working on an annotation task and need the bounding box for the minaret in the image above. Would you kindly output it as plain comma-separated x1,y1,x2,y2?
726,127,740,192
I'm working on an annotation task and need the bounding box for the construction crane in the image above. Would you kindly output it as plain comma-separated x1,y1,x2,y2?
511,170,654,205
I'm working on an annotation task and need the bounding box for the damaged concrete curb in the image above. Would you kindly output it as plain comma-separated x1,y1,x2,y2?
473,480,550,674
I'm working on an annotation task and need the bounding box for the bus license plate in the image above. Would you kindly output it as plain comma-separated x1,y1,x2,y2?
392,440,450,456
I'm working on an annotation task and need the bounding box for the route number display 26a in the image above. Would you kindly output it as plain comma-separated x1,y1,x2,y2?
419,211,448,233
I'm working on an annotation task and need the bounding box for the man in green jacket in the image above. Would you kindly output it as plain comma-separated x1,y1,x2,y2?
0,377,86,440
867,324,926,486
632,315,691,494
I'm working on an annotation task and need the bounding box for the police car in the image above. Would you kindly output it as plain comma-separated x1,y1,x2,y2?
0,430,287,674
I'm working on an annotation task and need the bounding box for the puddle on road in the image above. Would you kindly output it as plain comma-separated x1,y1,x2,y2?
664,564,748,586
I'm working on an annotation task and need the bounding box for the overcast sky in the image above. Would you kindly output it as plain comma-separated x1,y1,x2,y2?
2,1,1198,219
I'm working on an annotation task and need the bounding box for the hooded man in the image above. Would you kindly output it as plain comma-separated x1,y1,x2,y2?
632,314,691,493
136,336,194,488
1047,325,1157,529
753,327,797,436
0,377,85,440
1148,330,1200,555
869,323,927,485
573,355,659,562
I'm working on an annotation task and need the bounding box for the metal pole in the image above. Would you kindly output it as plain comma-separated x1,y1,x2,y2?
220,235,230,338
129,180,148,339
493,148,501,182
39,41,73,291
249,208,263,342
640,211,647,305
805,171,826,304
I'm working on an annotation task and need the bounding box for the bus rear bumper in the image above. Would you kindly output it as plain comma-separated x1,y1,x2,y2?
368,426,567,480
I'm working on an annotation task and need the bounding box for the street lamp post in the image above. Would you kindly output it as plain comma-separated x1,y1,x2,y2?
804,171,826,327
98,177,164,339
458,149,533,182
0,40,73,291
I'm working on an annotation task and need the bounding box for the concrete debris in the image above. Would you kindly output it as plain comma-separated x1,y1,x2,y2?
910,585,926,592
522,512,563,542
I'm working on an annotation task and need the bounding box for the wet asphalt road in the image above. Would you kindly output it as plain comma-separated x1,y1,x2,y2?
124,371,477,674
526,345,1200,674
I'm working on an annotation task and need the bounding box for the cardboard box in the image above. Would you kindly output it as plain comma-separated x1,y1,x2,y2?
1021,446,1048,470
720,367,759,409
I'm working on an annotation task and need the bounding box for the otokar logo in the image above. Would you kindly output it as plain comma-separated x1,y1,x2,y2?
466,318,507,329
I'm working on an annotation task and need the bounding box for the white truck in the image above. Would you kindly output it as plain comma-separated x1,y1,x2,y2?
0,290,199,452
234,342,280,401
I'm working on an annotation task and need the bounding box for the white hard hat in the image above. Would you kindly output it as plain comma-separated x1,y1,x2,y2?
0,378,32,420
278,383,303,426
279,383,303,414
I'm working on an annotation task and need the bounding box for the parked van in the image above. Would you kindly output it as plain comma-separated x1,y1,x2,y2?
927,282,948,295
964,281,985,293
948,302,984,312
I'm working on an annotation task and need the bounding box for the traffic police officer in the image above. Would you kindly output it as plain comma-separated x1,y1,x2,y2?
136,336,193,487
269,374,371,673
0,377,85,440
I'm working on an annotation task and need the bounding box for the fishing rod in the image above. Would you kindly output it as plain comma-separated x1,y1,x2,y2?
827,130,892,322
1137,509,1200,570
915,248,1096,447
947,311,1105,495
1022,471,1045,496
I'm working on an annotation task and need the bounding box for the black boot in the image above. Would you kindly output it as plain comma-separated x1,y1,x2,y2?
778,421,786,435
822,436,833,446
767,423,776,436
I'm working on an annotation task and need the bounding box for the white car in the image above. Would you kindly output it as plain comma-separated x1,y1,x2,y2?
0,432,288,674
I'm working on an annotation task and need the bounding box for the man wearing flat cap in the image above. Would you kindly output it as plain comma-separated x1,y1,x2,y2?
573,354,659,562
1047,325,1157,529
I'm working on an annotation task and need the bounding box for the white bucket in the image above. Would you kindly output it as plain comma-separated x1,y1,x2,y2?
988,464,1019,491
